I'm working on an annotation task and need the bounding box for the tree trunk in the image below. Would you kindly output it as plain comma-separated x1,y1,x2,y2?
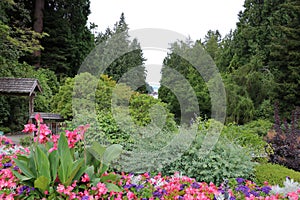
33,0,45,68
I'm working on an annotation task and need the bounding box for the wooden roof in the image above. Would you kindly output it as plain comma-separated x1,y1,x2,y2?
0,77,42,96
30,112,63,121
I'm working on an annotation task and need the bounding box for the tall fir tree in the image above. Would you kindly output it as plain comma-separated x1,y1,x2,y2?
41,0,94,79
229,0,300,118
94,13,147,92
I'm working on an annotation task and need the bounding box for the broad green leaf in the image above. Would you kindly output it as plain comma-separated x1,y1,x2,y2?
28,154,37,177
34,176,50,192
49,150,59,182
12,171,32,181
13,159,35,178
100,173,120,182
58,132,73,184
36,145,51,181
87,142,106,161
84,166,95,180
103,144,122,165
65,159,85,186
105,182,122,192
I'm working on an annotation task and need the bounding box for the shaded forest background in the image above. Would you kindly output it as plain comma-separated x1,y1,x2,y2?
0,0,299,132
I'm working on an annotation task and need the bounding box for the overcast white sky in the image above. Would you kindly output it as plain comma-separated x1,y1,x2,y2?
88,0,245,85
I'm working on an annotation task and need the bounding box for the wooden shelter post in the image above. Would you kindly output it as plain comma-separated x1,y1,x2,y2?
29,95,34,123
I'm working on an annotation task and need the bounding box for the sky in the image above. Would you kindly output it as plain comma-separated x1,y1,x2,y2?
88,0,245,86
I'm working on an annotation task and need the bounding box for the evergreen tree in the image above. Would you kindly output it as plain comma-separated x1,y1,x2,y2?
40,0,94,79
268,0,300,116
94,13,147,91
159,40,212,124
229,0,300,118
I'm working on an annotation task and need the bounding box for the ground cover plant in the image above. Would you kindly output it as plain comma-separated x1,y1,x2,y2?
1,115,300,199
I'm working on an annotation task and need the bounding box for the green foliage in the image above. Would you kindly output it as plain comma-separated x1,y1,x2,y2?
162,123,255,185
13,132,87,197
159,40,212,123
40,0,94,78
19,135,34,147
222,74,255,124
229,0,300,118
84,110,132,147
95,74,118,111
33,68,58,112
94,13,146,87
254,164,300,187
221,119,271,157
129,93,177,132
52,77,74,119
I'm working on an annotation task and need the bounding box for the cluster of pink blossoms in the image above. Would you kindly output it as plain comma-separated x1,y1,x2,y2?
21,113,90,152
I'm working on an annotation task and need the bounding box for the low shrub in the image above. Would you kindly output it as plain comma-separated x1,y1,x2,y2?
266,105,300,171
254,163,300,187
19,135,34,147
162,122,255,185
221,121,269,157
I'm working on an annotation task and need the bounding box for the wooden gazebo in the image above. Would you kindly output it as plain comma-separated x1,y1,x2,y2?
30,112,64,134
0,77,42,119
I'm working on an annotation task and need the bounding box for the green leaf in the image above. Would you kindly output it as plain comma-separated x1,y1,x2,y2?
103,144,122,165
28,154,37,178
49,150,59,182
34,176,50,192
12,170,32,181
105,182,122,192
58,132,73,184
65,159,85,186
36,145,51,181
13,159,35,178
85,166,95,180
100,173,120,182
87,142,106,161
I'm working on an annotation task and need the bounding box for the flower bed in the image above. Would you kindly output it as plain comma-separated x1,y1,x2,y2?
1,115,300,199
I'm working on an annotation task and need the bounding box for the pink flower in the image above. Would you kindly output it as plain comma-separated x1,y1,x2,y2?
76,124,90,140
287,192,299,200
35,113,43,123
66,130,79,148
22,123,37,133
57,184,65,193
96,182,108,196
126,191,135,200
81,173,90,183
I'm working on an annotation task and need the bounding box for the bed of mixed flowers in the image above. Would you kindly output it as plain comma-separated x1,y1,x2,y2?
1,114,300,199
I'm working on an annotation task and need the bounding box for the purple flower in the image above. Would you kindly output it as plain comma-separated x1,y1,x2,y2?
236,178,244,184
191,182,200,189
123,184,136,189
82,196,89,200
136,184,144,191
3,162,12,168
13,166,19,171
250,190,260,197
5,141,10,145
153,190,163,198
235,185,250,197
261,186,272,195
180,184,187,191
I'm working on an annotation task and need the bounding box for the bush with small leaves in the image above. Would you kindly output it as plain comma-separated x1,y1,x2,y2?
254,163,300,187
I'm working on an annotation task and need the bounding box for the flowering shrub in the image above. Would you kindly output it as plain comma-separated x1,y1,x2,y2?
1,116,300,199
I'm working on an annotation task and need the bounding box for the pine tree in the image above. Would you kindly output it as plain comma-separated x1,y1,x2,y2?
268,0,300,116
94,13,147,91
40,0,94,79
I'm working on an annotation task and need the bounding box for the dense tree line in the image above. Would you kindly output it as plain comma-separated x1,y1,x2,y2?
0,0,299,132
159,0,300,124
